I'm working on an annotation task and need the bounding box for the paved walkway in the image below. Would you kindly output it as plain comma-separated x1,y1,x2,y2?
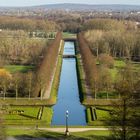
7,127,110,140
7,126,109,132
40,127,109,132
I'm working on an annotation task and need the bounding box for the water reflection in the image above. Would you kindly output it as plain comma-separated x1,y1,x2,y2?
52,41,86,126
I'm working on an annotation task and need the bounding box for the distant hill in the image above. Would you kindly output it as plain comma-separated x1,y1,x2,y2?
34,3,140,11
0,3,140,12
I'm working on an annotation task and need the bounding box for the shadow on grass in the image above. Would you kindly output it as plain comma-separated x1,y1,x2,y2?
14,130,109,140
19,114,37,119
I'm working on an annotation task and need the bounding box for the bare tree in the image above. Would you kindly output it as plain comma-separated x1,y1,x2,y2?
0,69,11,99
108,65,140,140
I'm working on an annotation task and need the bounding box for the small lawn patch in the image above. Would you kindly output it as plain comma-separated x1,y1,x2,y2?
4,65,34,73
3,106,53,126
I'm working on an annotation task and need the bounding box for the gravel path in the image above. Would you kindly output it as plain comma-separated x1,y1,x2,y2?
40,127,109,132
7,127,109,140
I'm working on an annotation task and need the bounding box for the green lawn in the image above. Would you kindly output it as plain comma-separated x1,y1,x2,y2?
4,65,34,73
96,109,110,121
86,106,111,126
110,60,126,81
76,54,87,102
6,129,111,140
97,92,119,99
63,32,76,38
110,68,118,81
110,60,140,81
3,106,53,126
114,59,126,68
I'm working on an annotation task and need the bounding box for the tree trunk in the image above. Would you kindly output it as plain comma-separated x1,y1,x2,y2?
3,85,6,100
122,99,127,140
16,84,18,99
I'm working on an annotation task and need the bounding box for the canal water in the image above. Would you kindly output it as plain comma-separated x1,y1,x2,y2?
51,41,86,126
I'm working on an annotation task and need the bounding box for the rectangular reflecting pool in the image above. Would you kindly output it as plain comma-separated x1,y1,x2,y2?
51,41,86,126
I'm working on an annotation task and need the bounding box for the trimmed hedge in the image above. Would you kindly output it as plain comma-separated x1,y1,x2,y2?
77,33,98,98
86,108,93,125
33,32,62,98
86,107,97,125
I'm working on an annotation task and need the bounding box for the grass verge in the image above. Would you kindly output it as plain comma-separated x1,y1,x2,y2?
76,54,87,102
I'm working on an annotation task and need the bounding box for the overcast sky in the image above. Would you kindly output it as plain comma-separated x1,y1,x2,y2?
0,0,140,7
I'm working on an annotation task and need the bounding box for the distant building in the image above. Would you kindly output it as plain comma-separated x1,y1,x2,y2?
0,29,2,32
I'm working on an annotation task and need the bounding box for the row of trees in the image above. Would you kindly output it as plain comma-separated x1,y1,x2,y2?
108,64,140,140
78,33,117,99
77,33,98,98
0,30,47,66
0,69,35,98
0,32,62,99
78,21,122,99
0,16,58,32
85,29,140,60
78,19,140,139
78,32,139,99
33,32,62,98
83,19,136,31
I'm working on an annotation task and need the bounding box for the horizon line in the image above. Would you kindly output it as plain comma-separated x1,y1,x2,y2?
0,3,140,8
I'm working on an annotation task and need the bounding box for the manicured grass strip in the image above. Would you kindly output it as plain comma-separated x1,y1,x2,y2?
86,106,111,126
76,36,91,102
5,106,39,119
76,54,87,102
96,109,110,121
0,98,55,106
63,32,76,38
4,65,34,73
86,108,93,125
41,107,53,125
4,106,53,126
